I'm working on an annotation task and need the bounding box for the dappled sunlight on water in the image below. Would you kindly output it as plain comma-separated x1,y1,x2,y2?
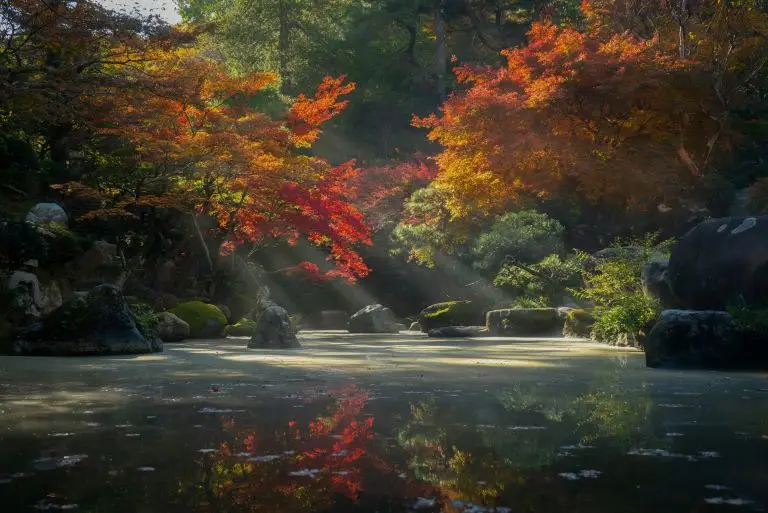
0,335,767,512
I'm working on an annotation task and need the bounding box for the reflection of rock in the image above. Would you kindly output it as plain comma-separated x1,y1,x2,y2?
644,309,765,369
14,284,162,355
156,312,190,342
248,304,300,348
427,326,487,338
319,310,348,330
486,308,563,336
25,203,68,226
348,304,401,333
668,216,768,309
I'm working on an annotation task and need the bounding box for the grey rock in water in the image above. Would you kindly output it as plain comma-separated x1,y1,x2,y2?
644,309,766,369
668,216,768,310
156,312,190,342
347,304,401,333
13,284,162,356
486,308,563,336
248,304,300,348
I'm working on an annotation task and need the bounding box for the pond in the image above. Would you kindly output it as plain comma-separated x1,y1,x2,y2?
0,333,766,512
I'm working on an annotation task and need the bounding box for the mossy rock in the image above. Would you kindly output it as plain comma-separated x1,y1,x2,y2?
169,301,227,338
486,307,563,336
419,300,486,332
563,309,596,338
226,317,257,337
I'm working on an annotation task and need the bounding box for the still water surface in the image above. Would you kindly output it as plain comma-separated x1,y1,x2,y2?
0,333,766,512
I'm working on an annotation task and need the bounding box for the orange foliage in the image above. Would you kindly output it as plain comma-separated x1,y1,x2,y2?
63,46,370,280
416,0,768,219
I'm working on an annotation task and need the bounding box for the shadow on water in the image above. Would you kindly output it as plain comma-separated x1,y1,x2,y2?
0,335,767,512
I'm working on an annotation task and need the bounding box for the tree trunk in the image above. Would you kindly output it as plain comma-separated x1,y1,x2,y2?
278,0,291,94
434,0,447,101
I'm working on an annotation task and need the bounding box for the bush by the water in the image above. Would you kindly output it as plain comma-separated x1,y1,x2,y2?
169,301,227,338
574,236,673,344
419,300,486,331
563,309,596,338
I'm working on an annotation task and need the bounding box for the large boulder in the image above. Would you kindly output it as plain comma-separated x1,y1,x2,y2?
641,255,676,308
248,304,300,348
348,304,401,333
168,301,227,338
644,309,766,369
486,308,563,336
25,203,68,226
319,310,349,330
667,216,768,310
156,312,190,342
418,300,486,332
6,271,44,323
13,284,162,356
72,240,121,288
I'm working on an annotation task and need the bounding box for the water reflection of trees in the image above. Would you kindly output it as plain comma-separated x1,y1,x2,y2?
181,385,388,512
396,373,658,505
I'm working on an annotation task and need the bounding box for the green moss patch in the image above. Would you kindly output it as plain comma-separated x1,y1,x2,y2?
169,301,227,338
226,317,257,337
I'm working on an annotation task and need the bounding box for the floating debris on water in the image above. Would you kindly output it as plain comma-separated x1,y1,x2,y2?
197,449,217,454
125,433,140,438
704,497,754,506
560,443,594,450
559,469,601,480
705,485,731,491
699,451,720,458
49,433,75,437
507,426,547,431
248,455,281,463
288,468,322,477
666,432,684,437
197,408,245,413
412,497,436,509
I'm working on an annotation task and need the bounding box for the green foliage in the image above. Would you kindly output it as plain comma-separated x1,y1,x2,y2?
390,187,465,267
419,300,485,331
169,301,227,337
226,317,257,336
727,298,768,338
494,253,582,307
129,302,160,340
472,210,564,272
574,235,674,343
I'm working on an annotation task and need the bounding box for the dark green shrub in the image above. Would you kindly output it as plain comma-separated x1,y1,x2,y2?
494,253,583,307
563,309,596,338
0,220,48,269
129,302,160,341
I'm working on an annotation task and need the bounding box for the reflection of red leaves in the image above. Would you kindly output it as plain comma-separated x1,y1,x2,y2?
243,434,257,453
